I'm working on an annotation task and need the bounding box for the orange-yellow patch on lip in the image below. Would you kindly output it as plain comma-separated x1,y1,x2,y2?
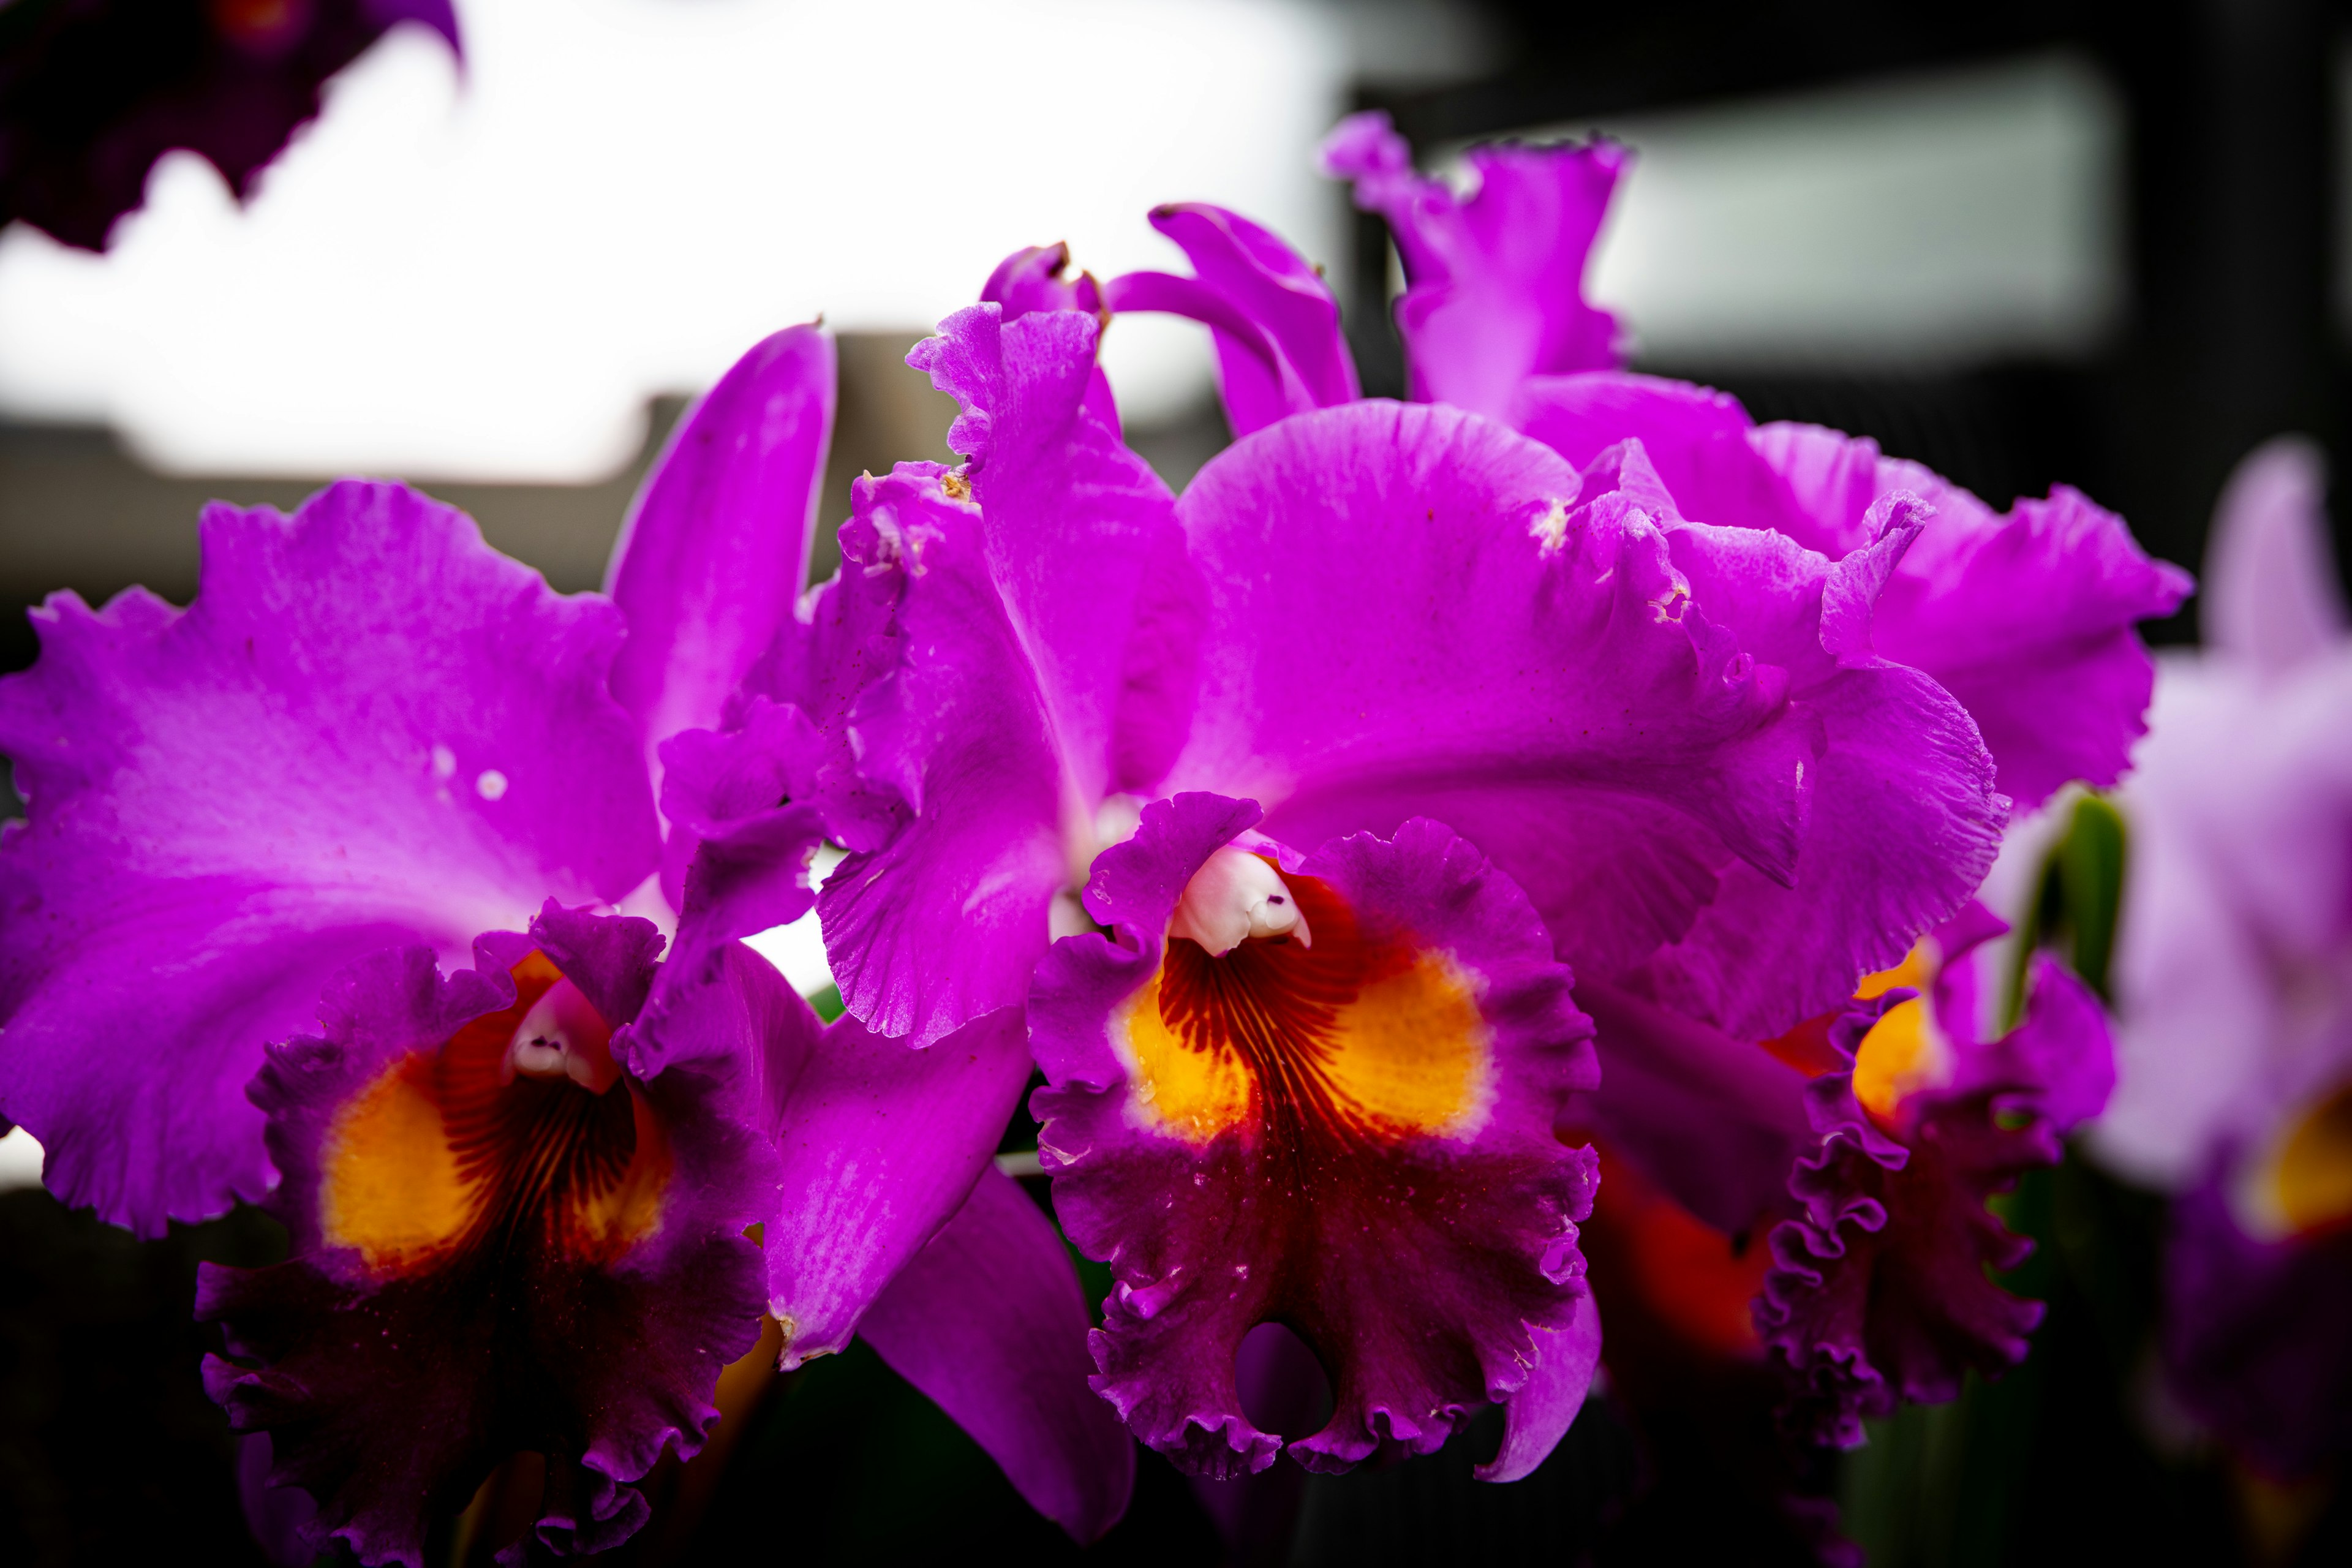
1115,870,1493,1147
2234,1080,2352,1242
1851,938,1952,1121
321,952,672,1275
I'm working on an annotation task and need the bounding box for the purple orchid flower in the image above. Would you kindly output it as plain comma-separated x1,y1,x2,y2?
875,112,2176,1500
767,219,2021,1482
1321,109,2192,817
1755,902,2114,1446
1,0,461,251
0,326,1131,1557
1317,110,2174,1410
2099,437,2352,1477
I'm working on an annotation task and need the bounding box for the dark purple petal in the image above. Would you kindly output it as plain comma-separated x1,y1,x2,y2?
606,324,834,881
2165,1179,2352,1478
1471,1291,1602,1482
1570,979,1812,1237
1757,991,2060,1447
237,1433,318,1568
859,1166,1138,1542
0,481,660,1233
0,0,459,251
1104,203,1357,437
198,924,774,1567
1031,795,1599,1478
1321,110,1625,418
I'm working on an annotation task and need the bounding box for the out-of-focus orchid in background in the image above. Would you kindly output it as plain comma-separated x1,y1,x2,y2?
2097,437,2352,1485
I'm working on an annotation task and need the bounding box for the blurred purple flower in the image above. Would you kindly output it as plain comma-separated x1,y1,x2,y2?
2099,435,2352,1476
0,0,460,251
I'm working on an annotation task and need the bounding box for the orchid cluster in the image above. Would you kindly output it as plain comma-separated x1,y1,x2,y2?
0,110,2199,1564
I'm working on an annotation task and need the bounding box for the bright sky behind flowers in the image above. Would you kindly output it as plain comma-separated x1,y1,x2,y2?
0,2,2124,483
0,0,1349,478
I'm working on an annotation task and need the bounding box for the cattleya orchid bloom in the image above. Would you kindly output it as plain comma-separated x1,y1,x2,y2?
741,113,2178,1512
1299,108,2174,1518
2098,437,2352,1477
768,241,2029,1479
0,326,1129,1559
1,0,461,251
1756,904,2113,1446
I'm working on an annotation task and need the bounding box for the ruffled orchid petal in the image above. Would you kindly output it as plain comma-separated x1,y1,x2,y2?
1031,794,1599,1479
2203,435,2348,677
1749,421,2192,811
826,309,1193,1044
1321,110,1626,418
812,464,1072,1045
198,911,775,1568
605,324,835,855
1756,909,2114,1447
859,1166,1138,1542
0,481,660,1233
1472,1290,1603,1483
980,243,1120,434
908,305,1186,805
649,700,831,967
730,491,914,858
1161,401,2002,1041
1512,372,1808,533
1757,995,2046,1447
1104,203,1357,437
1962,952,2114,1129
1508,374,2187,813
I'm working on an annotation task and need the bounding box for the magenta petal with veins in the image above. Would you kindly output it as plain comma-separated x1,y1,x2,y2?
1030,795,1599,1479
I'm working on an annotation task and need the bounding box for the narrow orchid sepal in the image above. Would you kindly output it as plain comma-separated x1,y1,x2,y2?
859,1166,1139,1542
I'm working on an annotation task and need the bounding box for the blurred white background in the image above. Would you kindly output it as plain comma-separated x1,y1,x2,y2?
0,1,2127,484
0,0,1354,480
